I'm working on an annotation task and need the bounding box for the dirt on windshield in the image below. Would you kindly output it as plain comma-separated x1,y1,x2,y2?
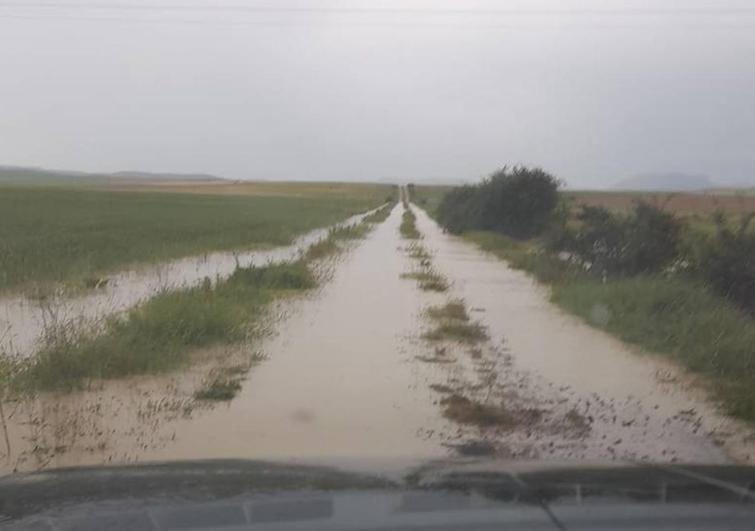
1,201,753,477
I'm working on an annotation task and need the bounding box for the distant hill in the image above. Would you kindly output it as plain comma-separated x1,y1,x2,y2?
613,173,715,191
111,170,224,181
0,165,226,185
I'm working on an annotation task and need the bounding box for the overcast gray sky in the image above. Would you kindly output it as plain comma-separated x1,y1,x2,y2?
1,0,753,187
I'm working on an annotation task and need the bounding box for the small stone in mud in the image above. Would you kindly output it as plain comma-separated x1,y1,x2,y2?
429,383,454,394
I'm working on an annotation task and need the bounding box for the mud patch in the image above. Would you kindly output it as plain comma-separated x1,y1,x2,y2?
440,394,514,428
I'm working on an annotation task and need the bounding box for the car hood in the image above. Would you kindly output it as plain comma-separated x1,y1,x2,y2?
1,458,754,530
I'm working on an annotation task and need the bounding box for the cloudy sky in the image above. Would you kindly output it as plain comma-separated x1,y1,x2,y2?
1,0,753,187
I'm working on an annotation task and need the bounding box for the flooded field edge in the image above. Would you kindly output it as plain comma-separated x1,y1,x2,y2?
0,204,389,359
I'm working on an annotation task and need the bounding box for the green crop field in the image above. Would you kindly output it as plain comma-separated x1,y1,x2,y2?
0,181,392,294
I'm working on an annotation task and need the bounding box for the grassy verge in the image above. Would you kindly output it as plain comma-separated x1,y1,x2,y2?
552,278,755,420
14,262,315,392
0,183,389,294
400,208,421,240
362,202,395,224
461,229,755,422
304,222,373,260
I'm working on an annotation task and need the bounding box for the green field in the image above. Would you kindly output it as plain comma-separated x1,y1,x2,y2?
0,182,392,294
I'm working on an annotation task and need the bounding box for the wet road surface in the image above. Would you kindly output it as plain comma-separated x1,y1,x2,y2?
1,200,752,476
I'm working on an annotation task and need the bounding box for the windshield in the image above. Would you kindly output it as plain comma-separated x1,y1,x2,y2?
1,0,754,496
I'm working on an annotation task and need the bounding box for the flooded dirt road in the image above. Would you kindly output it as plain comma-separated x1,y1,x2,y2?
0,205,449,475
2,200,753,478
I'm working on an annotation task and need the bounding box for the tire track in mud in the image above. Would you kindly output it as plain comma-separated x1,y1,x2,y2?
407,201,755,465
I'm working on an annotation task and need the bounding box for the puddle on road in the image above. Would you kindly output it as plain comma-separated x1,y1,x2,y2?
0,205,453,476
0,209,379,359
412,205,755,465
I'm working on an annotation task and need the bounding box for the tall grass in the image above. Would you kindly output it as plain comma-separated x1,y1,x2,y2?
0,184,388,294
552,278,755,420
14,262,316,392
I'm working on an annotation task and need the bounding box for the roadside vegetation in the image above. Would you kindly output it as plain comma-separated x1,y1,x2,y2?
0,182,391,295
400,208,421,240
362,202,395,224
423,300,487,344
13,262,315,392
4,214,385,396
400,269,449,292
417,166,755,421
406,243,432,262
194,362,261,401
399,202,449,292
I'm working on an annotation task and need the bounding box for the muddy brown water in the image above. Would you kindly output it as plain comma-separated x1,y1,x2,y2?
1,201,753,478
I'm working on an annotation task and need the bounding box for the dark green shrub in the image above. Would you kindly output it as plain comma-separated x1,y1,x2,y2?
695,212,755,313
556,201,682,277
436,166,560,238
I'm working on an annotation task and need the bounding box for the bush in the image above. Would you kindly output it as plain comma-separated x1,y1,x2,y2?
555,201,682,277
694,212,755,314
436,166,560,238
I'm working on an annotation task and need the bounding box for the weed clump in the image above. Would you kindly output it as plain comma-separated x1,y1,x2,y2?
426,300,469,322
440,394,513,427
423,322,487,344
194,376,242,401
400,209,421,240
401,269,449,292
407,244,431,261
423,300,487,344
